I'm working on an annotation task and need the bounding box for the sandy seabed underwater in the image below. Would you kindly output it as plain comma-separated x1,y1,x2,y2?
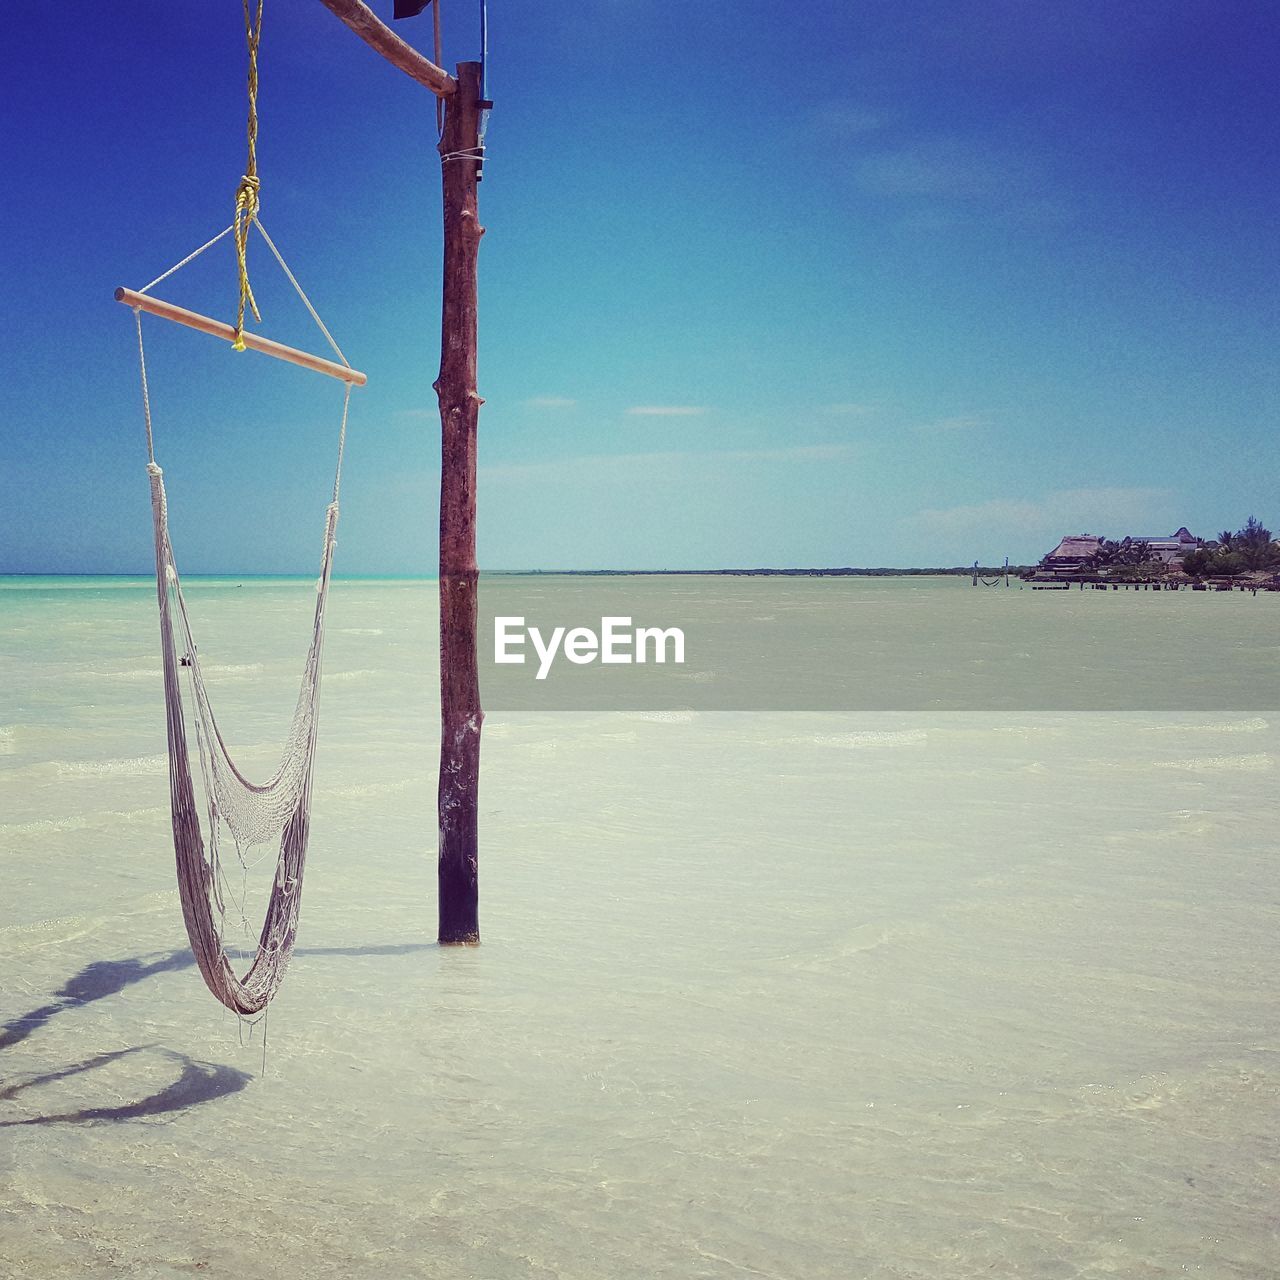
1,576,1278,1279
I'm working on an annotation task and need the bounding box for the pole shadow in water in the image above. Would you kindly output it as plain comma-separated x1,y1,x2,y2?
0,942,436,1126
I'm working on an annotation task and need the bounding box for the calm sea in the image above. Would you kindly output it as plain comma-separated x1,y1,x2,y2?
1,575,1277,1278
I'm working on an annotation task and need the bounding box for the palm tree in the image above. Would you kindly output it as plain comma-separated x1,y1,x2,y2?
1087,539,1124,568
1236,516,1279,569
1180,548,1213,577
1184,517,1280,576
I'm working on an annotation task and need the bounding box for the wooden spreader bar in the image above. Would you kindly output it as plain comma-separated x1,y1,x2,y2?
116,287,367,386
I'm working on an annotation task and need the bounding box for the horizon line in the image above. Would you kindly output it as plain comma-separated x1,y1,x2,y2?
0,565,1031,580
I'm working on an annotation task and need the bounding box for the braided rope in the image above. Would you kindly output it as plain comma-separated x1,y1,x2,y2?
139,225,235,297
233,0,265,351
133,309,156,466
253,217,351,368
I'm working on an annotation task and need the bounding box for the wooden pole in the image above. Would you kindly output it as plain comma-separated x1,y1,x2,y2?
314,1,486,944
115,288,367,385
315,0,456,97
435,61,484,945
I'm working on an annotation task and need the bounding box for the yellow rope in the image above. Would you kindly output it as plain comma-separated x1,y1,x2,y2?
232,0,265,351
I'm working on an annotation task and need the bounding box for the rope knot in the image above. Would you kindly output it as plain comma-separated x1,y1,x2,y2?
232,0,264,353
232,174,262,351
235,173,261,217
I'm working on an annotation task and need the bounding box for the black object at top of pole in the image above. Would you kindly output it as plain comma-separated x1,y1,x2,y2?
394,0,431,19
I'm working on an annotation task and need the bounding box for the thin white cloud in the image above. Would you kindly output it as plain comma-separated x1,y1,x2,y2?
914,414,984,433
625,405,708,417
856,135,1073,227
815,103,887,138
822,402,877,417
858,137,1012,199
723,444,852,463
482,442,854,483
914,487,1174,540
525,396,577,408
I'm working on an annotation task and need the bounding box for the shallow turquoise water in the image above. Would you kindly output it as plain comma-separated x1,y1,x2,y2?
1,577,1277,1278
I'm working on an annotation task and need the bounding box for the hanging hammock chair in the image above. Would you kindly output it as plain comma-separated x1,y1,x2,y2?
119,3,365,1015
121,217,364,1016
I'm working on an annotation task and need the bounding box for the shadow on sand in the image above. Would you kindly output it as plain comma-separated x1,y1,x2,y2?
0,951,195,1053
0,1045,253,1127
0,942,436,1126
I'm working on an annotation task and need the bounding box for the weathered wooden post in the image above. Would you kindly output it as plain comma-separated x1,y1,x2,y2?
317,0,484,944
435,61,484,944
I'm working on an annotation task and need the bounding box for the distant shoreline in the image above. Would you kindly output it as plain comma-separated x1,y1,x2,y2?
487,567,1026,578
1,567,1027,580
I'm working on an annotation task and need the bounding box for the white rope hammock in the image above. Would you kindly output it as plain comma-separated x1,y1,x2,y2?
125,221,362,1015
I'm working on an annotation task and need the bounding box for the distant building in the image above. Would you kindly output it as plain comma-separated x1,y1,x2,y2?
1043,534,1104,569
1039,527,1203,572
1124,526,1202,564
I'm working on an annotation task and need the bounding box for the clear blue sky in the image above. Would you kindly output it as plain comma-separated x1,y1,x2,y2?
1,1,1276,572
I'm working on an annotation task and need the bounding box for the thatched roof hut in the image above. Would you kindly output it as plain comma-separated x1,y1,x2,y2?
1044,534,1103,566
